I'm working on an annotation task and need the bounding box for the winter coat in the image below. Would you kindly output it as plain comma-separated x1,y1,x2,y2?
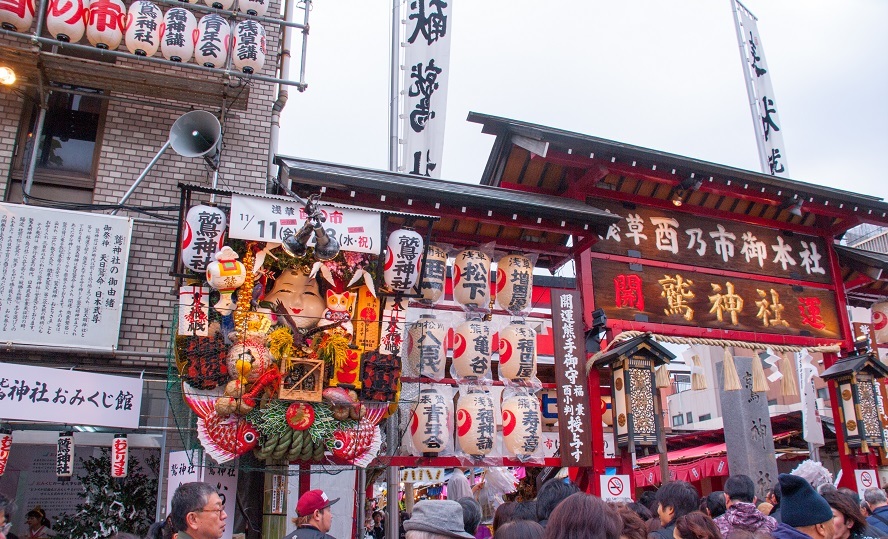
772,522,814,539
714,502,779,537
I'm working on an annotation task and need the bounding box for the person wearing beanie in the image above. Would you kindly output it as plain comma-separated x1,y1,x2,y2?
772,474,836,539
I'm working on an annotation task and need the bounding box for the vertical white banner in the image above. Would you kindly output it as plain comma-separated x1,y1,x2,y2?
796,351,825,446
734,2,790,177
401,0,452,178
203,456,239,539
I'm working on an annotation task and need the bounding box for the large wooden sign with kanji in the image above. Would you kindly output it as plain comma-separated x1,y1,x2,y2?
591,259,841,339
592,201,832,284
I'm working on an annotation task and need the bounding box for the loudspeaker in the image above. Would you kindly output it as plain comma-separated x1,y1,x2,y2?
169,110,222,158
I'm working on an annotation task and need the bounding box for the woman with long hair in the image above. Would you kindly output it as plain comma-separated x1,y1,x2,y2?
543,493,622,539
823,490,881,539
673,512,722,539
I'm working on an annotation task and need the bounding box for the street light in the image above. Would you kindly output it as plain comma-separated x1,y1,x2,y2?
0,66,15,85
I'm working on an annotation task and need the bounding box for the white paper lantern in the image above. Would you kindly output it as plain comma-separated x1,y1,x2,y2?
161,7,197,62
181,204,227,272
496,254,534,315
453,248,491,310
195,14,230,68
410,387,452,455
873,301,888,345
0,430,11,477
0,0,34,32
45,0,87,42
384,228,424,293
201,0,233,12
407,315,446,380
232,19,265,74
205,246,245,315
419,244,447,305
110,434,128,478
124,0,161,56
238,0,267,17
502,394,541,458
57,431,75,479
498,322,537,382
86,0,125,49
456,391,495,457
452,319,491,380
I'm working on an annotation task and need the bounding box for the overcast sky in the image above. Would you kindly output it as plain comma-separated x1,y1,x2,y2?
278,0,888,200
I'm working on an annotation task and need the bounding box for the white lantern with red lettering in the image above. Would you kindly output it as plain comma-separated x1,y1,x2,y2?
46,0,87,42
419,244,448,305
496,254,534,316
406,314,446,380
110,434,128,478
502,394,541,458
410,387,452,455
238,0,267,17
86,0,125,49
456,391,495,457
160,7,197,62
124,0,161,56
201,0,233,12
181,204,227,272
453,248,491,311
452,319,491,380
195,14,230,68
57,431,75,480
384,228,424,293
0,0,35,32
0,430,11,477
232,20,265,74
498,322,537,382
873,302,888,345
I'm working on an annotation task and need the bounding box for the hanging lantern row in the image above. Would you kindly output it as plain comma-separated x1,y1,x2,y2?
0,430,11,477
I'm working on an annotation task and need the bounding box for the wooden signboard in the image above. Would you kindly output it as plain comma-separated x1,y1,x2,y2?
279,358,324,402
550,289,593,466
591,259,841,339
591,201,832,284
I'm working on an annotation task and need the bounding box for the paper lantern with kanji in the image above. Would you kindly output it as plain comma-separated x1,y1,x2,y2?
195,14,230,68
873,302,888,345
498,322,537,382
232,19,266,74
110,434,128,478
410,387,452,455
181,204,227,272
407,315,446,380
452,319,491,380
0,0,34,32
502,394,541,458
453,249,491,311
201,0,233,12
238,0,267,17
0,430,11,477
46,0,87,42
160,7,197,62
384,228,424,293
86,0,125,49
124,0,161,56
57,431,75,479
496,254,533,315
456,391,495,457
419,244,447,305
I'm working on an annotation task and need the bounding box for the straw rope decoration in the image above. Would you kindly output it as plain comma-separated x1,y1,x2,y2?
750,352,769,393
722,348,742,391
779,352,799,396
655,364,671,388
690,355,707,390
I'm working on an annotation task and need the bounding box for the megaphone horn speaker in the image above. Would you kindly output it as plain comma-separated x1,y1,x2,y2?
169,110,222,158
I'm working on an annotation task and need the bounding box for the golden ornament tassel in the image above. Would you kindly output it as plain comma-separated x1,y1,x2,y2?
233,243,256,333
691,355,707,390
722,348,741,391
751,353,769,393
780,353,799,396
655,364,670,388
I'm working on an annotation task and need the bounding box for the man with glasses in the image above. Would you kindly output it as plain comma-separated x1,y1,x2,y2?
171,482,227,539
284,489,339,539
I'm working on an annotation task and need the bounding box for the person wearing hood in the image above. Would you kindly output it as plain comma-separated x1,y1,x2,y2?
772,474,835,539
714,474,778,537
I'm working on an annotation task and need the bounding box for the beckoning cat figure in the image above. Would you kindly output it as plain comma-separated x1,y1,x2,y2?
317,290,353,335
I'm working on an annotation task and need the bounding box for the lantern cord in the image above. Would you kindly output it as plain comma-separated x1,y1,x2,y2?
585,331,842,374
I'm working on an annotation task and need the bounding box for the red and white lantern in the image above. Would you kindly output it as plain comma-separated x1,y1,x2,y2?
502,394,541,458
232,20,265,74
419,244,447,305
201,0,233,12
181,204,227,272
124,0,161,56
46,0,87,42
873,301,888,345
456,391,495,457
110,434,128,478
0,0,35,32
86,0,125,49
452,319,491,380
407,315,446,380
238,0,267,17
453,248,491,311
160,7,197,62
57,431,75,480
195,14,230,68
496,254,534,315
410,387,451,455
498,322,537,382
0,430,11,477
384,228,424,293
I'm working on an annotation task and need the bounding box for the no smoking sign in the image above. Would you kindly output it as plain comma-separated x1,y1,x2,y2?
856,469,879,500
601,474,631,501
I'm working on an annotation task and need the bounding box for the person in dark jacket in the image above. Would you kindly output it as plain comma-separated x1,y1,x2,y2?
285,489,340,539
864,488,888,535
772,474,835,539
715,474,778,537
652,481,699,539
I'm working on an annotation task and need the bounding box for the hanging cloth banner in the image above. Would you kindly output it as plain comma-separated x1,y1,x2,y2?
734,1,790,177
796,350,825,446
401,0,453,178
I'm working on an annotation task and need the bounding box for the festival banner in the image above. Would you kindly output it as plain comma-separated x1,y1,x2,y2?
796,351,825,446
401,0,452,178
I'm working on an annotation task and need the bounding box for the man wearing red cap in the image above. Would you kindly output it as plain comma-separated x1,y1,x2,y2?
284,489,339,539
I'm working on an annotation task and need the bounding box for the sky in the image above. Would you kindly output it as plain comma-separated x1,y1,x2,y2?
278,0,888,201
